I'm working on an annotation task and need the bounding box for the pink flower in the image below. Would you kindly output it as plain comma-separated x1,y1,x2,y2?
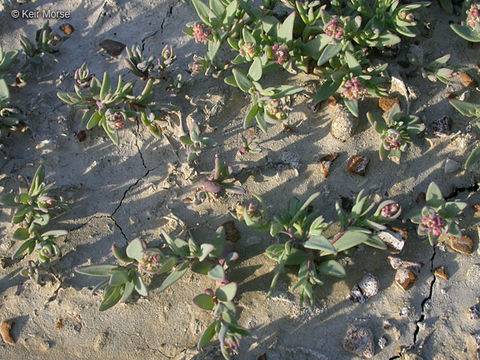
398,10,414,22
383,130,403,151
467,3,480,30
381,203,400,217
420,212,445,237
239,42,257,60
341,77,367,100
271,43,290,65
192,23,212,43
324,19,345,40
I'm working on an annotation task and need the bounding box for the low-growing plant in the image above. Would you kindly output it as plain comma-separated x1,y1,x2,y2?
0,166,68,281
451,1,480,42
409,182,467,245
450,99,480,169
124,44,177,80
232,190,401,306
76,226,247,359
57,67,178,144
195,155,245,204
367,103,425,162
0,45,19,102
407,53,454,84
237,135,261,156
180,119,215,162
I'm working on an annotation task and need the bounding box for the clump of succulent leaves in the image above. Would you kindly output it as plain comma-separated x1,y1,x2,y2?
450,98,480,169
57,65,178,144
367,103,425,162
232,190,401,306
406,51,454,84
125,44,176,80
409,182,466,245
237,134,261,156
180,119,215,162
451,1,480,42
0,166,68,282
195,155,245,204
77,226,247,359
186,0,428,119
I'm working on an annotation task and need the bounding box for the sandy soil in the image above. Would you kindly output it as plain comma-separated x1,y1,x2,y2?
0,0,479,359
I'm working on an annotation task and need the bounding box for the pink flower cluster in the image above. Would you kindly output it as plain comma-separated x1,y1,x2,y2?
324,19,344,40
383,130,403,151
342,78,367,100
265,99,286,120
398,10,414,22
420,212,445,237
381,203,400,218
467,3,480,30
192,23,212,43
272,43,289,65
239,42,257,60
188,60,206,76
106,111,125,130
138,252,162,274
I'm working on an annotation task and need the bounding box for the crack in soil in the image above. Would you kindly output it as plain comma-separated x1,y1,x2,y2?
160,3,175,34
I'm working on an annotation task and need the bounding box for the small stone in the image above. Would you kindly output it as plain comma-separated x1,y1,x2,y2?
378,336,388,350
395,268,417,291
347,273,379,303
474,205,480,217
0,321,14,345
100,39,126,57
468,298,480,320
343,325,375,358
458,72,477,87
330,104,359,142
347,156,369,176
76,130,86,142
444,159,460,174
430,116,451,137
222,220,240,243
56,319,64,329
319,153,339,179
434,266,448,280
449,235,474,255
387,256,423,272
378,97,400,111
377,230,405,254
59,23,74,35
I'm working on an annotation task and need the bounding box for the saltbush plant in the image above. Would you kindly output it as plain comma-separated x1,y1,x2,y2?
451,1,480,42
232,190,401,306
367,103,425,162
409,182,467,245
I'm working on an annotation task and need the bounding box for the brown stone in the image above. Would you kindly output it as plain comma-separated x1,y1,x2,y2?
473,204,480,217
378,97,400,111
0,321,14,345
59,23,74,35
347,156,369,176
449,235,474,255
76,130,86,142
100,39,126,57
319,153,339,179
343,325,374,358
56,319,64,329
395,268,417,291
327,96,337,106
222,220,240,243
458,72,477,87
434,266,448,280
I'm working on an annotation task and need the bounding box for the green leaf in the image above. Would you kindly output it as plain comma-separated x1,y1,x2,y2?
157,262,189,293
364,235,387,249
285,248,309,265
277,12,295,44
120,281,135,302
425,182,444,207
256,111,267,133
191,261,213,274
126,239,144,262
289,192,320,227
224,75,237,88
215,282,237,302
101,119,120,145
317,43,342,66
333,231,369,252
224,0,238,26
133,272,148,296
207,264,225,281
344,98,359,117
440,201,467,217
100,72,111,101
304,235,336,253
86,111,101,130
210,0,225,17
313,78,341,103
29,165,45,196
300,35,330,59
12,239,34,259
75,264,118,277
0,78,9,101
345,51,361,73
317,260,346,277
232,68,253,93
0,193,17,206
192,0,212,26
466,146,480,169
99,286,123,311
450,24,480,43
198,322,216,349
12,228,30,241
248,57,262,81
109,268,129,286
244,103,259,128
41,230,68,238
193,293,215,310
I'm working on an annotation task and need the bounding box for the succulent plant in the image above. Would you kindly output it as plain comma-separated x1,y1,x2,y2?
451,1,480,42
20,22,66,62
195,155,245,204
125,44,155,79
232,190,401,306
180,119,215,162
450,99,480,169
367,103,425,162
0,45,19,102
409,182,467,245
237,135,261,156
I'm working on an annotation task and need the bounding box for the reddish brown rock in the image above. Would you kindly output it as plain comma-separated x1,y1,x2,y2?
458,72,477,87
434,266,448,280
319,153,339,179
395,268,417,291
378,97,400,111
0,321,14,345
76,130,86,142
343,325,374,358
449,235,474,255
59,23,74,35
327,96,337,106
347,156,369,176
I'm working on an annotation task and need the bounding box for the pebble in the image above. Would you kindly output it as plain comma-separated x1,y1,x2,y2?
222,220,240,243
343,325,375,358
387,256,423,272
378,97,400,111
330,104,358,142
449,235,474,255
377,230,405,254
468,298,480,320
458,72,477,87
378,336,388,349
431,116,451,137
444,159,461,174
434,266,449,280
347,156,369,176
319,153,339,179
395,268,417,291
100,39,126,56
0,321,14,345
347,273,379,303
59,23,74,35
